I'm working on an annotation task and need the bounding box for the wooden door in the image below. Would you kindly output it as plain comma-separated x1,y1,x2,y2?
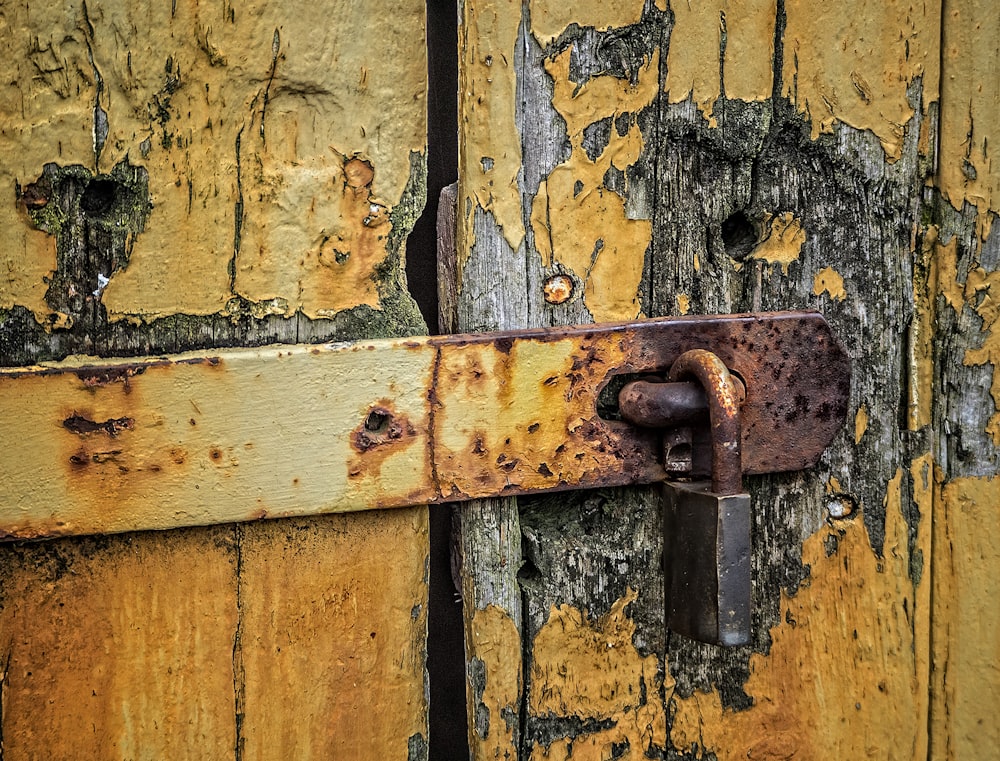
0,2,430,758
452,0,999,758
2,2,999,759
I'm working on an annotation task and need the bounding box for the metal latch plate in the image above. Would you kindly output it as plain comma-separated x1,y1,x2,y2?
0,311,848,540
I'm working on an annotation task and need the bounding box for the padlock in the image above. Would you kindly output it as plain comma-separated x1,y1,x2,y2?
662,349,751,647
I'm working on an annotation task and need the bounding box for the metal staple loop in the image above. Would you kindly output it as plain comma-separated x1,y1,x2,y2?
666,349,744,495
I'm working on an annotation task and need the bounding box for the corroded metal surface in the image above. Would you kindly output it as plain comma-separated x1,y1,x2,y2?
665,349,744,496
0,311,849,540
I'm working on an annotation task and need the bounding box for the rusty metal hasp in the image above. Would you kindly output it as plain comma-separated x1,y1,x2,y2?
0,310,849,542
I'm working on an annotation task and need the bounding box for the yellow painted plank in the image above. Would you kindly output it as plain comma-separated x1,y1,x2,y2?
938,0,1000,227
0,313,848,539
0,0,426,324
0,527,238,760
239,510,428,760
932,477,1000,759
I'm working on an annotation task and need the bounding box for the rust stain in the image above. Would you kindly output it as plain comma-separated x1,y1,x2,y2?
781,0,939,162
527,589,667,759
234,148,394,318
468,605,522,761
0,314,847,538
543,274,574,305
669,467,930,759
434,335,637,496
348,401,420,483
63,414,135,437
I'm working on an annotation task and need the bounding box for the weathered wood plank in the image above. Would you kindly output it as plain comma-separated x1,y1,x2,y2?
928,1,1000,757
456,0,940,758
239,510,429,760
0,528,239,760
0,312,847,537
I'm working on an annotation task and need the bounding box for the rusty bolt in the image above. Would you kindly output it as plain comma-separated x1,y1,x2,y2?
543,275,573,305
344,157,374,189
22,182,49,210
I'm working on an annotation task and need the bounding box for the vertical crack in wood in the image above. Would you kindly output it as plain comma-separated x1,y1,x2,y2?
232,525,246,761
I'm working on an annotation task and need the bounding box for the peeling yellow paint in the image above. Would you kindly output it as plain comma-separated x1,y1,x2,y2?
1,0,426,323
936,235,966,312
529,0,645,48
0,223,60,327
676,293,691,315
665,0,776,126
531,181,553,267
854,403,869,444
529,47,658,321
749,212,805,275
936,233,1000,443
468,605,521,761
938,0,1000,226
909,226,937,431
933,475,1000,759
527,589,667,759
234,153,390,318
781,1,939,162
670,468,929,759
813,265,846,301
961,266,1000,443
459,0,523,260
546,47,660,140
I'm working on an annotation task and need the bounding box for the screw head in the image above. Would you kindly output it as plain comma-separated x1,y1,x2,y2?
543,274,573,305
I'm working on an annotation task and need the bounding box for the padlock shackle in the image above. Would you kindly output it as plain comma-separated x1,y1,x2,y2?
667,349,743,495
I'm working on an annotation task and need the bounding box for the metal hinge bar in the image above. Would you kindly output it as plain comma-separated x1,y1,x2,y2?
0,311,848,541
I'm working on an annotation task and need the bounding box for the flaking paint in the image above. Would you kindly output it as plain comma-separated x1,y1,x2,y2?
748,212,805,275
529,47,658,321
458,0,523,260
936,233,1000,443
529,0,646,48
664,0,776,126
467,605,522,761
854,403,869,444
937,0,1000,232
909,225,937,431
781,0,939,162
813,265,847,302
526,589,668,759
